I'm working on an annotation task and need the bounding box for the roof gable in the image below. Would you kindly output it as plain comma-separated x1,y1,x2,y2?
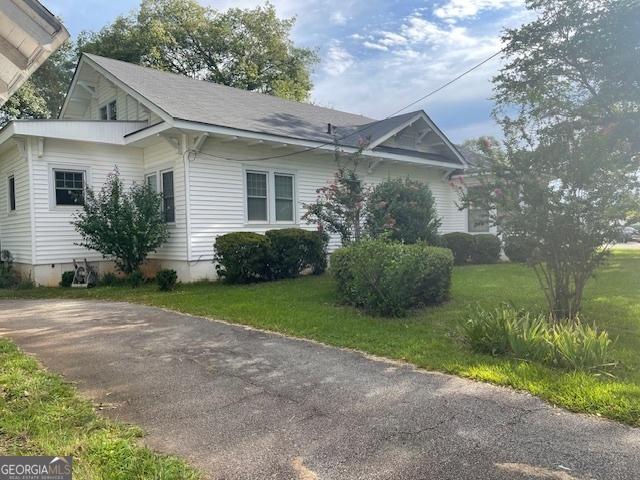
60,53,466,167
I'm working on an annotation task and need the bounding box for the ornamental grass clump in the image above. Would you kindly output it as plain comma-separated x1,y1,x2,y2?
461,305,614,371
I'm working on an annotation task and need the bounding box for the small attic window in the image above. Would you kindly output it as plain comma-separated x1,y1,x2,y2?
99,100,117,120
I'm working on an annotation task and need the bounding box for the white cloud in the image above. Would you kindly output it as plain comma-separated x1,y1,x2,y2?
324,41,354,76
330,11,347,25
362,41,389,51
377,31,408,47
433,0,523,20
401,15,480,48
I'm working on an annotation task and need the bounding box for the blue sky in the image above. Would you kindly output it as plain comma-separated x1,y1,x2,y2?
46,0,531,142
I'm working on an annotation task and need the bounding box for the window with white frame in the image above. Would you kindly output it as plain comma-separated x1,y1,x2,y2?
467,186,490,233
246,171,268,222
54,170,85,206
274,174,294,222
145,173,158,193
99,100,117,120
8,175,15,211
246,170,296,223
161,170,175,223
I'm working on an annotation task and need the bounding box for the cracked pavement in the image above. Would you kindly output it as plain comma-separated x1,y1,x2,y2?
0,300,638,479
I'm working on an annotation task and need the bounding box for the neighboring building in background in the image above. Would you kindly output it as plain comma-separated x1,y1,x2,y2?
0,53,472,285
0,0,69,105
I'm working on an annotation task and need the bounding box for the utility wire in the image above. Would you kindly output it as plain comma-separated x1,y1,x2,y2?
188,48,503,163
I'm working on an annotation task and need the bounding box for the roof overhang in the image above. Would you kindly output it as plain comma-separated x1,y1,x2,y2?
0,0,69,105
0,120,149,146
131,119,467,169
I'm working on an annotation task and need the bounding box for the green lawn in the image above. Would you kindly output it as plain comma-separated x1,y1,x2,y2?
1,249,640,426
0,339,200,479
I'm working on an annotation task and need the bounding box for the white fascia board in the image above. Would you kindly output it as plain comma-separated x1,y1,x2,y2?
124,122,172,144
171,119,465,170
0,122,16,146
0,120,148,145
366,113,422,150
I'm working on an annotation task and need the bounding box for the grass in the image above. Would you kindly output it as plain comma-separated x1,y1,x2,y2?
1,249,640,426
0,339,200,479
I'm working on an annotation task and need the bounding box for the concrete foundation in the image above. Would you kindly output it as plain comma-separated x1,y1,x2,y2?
25,258,217,287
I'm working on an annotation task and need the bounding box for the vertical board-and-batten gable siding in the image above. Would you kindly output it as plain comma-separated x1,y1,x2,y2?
31,138,144,265
83,75,162,124
188,139,467,260
0,144,32,263
143,141,187,261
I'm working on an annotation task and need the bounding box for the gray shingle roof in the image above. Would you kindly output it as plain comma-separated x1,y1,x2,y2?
86,54,377,143
85,53,464,166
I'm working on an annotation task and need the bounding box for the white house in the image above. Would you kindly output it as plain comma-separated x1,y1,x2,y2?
0,53,477,286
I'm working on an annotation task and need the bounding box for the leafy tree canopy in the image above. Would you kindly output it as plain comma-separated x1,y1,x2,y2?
463,0,640,320
1,0,318,126
78,0,319,101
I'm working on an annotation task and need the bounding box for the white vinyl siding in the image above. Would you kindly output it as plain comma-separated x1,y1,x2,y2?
30,138,144,265
143,141,186,261
188,139,467,260
0,144,31,263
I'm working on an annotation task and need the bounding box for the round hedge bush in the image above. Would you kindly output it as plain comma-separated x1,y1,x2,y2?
504,236,537,263
331,240,453,317
157,268,178,291
471,234,501,264
214,232,271,283
440,232,475,265
266,228,327,279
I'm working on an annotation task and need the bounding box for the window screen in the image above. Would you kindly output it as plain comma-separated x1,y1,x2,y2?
247,172,268,221
55,171,85,206
162,171,175,223
274,174,293,222
8,176,15,211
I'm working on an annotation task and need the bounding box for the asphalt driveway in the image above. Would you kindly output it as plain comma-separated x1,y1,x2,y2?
0,300,638,479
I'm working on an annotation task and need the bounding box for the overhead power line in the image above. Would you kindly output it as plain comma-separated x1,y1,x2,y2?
188,48,503,163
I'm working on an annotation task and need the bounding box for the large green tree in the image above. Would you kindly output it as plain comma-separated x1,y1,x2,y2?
78,0,318,101
463,0,640,320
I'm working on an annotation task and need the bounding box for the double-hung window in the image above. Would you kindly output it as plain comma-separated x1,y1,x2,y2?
246,170,295,223
8,175,15,212
274,174,294,222
467,186,491,233
99,100,117,120
246,172,268,222
161,171,175,223
54,170,85,206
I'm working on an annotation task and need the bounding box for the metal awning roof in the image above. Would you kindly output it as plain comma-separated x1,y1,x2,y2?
0,0,68,105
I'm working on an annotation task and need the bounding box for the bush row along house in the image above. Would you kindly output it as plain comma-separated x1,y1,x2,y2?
0,53,487,285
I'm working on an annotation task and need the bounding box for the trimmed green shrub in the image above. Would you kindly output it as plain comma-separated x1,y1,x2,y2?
365,177,441,244
504,236,537,263
157,269,178,291
471,234,501,264
0,250,20,289
129,270,144,288
100,272,121,287
59,271,75,288
214,232,271,283
266,228,327,279
331,240,453,316
461,305,614,371
440,232,475,265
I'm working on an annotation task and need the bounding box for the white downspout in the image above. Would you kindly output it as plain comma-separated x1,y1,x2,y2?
181,134,192,264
